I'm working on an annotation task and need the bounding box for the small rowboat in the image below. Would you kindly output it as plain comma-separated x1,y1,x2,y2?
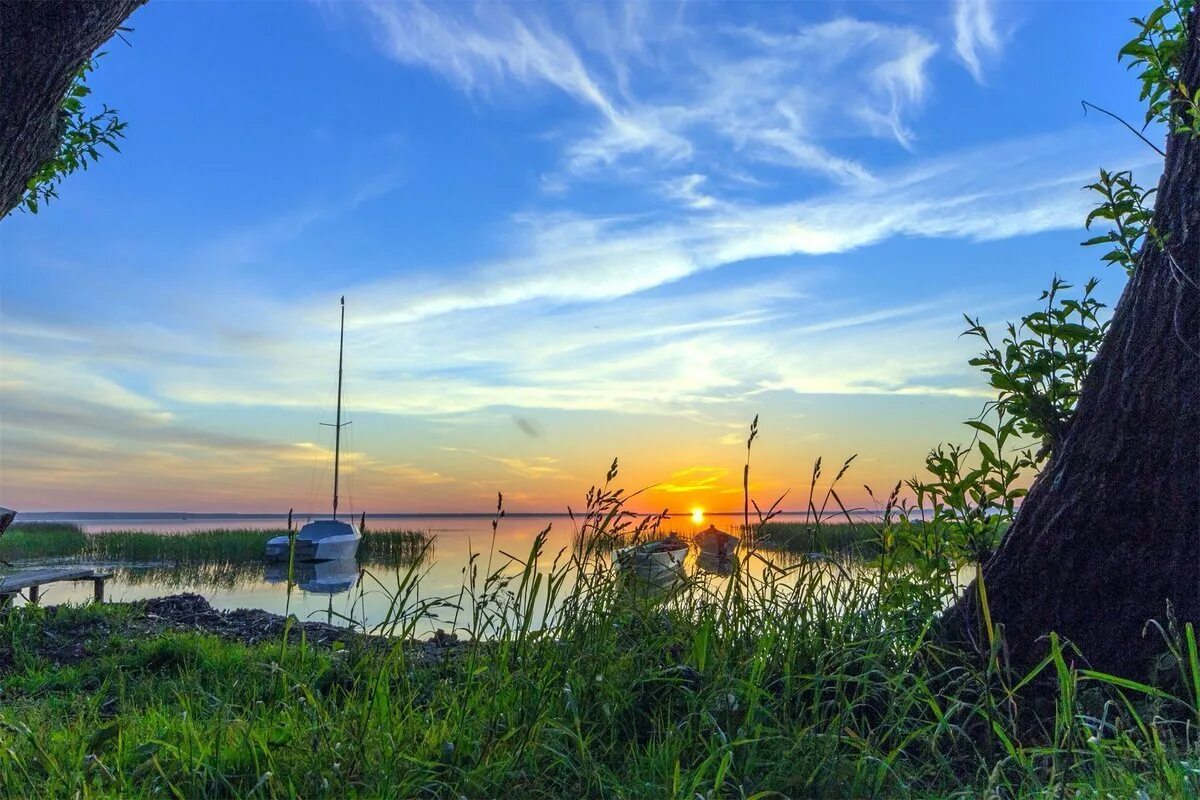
615,536,689,571
694,524,739,558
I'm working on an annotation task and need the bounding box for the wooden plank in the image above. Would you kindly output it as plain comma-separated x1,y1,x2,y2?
0,567,105,594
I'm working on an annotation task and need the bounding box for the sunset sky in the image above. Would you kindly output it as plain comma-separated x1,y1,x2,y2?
0,1,1160,515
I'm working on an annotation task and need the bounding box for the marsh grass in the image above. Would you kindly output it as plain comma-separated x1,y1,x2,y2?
0,523,88,560
753,520,883,554
0,524,432,567
2,461,1197,799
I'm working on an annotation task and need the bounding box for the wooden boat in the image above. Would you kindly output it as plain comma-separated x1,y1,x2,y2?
694,524,739,558
614,536,689,571
265,297,361,563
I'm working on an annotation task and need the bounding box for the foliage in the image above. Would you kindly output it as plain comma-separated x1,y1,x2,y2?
907,277,1107,569
1120,0,1198,132
754,520,882,554
908,423,1026,565
1083,169,1158,276
18,57,127,215
964,277,1109,458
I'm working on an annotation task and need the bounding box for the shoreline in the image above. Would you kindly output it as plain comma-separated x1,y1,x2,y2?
2,593,462,670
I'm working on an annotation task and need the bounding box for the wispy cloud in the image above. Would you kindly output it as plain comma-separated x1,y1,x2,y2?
362,3,938,187
331,128,1142,332
953,0,1002,83
663,174,719,210
486,455,568,480
1,128,1154,427
658,466,730,493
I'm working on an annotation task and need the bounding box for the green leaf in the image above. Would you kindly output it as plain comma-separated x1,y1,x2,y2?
964,420,996,438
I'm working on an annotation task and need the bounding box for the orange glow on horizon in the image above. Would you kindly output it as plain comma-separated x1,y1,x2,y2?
691,507,705,524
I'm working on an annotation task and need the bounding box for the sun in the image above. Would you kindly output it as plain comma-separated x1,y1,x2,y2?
691,507,705,525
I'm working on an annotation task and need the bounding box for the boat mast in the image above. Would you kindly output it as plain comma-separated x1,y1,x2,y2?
332,296,345,519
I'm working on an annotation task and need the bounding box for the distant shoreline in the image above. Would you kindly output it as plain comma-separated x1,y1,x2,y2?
15,510,843,521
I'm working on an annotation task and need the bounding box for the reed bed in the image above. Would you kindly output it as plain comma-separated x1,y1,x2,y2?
0,523,88,559
752,520,883,554
0,523,433,566
1,481,1196,799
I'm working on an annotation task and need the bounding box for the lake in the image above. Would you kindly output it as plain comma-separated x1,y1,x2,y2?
11,513,875,634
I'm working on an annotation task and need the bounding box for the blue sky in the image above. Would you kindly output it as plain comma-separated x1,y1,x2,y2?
0,0,1163,513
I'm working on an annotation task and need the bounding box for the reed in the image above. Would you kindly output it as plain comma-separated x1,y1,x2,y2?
0,523,88,559
752,520,883,554
0,525,433,566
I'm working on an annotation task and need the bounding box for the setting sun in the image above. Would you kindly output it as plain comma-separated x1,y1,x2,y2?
690,507,705,524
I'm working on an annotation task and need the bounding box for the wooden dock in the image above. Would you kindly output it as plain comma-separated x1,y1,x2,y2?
0,567,113,605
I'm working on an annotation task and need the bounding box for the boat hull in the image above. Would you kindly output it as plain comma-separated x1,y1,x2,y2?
615,541,688,571
265,520,361,562
695,526,739,558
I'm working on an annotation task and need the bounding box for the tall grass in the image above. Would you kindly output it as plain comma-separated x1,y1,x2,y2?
0,524,432,566
1,465,1196,798
753,520,883,554
0,523,88,559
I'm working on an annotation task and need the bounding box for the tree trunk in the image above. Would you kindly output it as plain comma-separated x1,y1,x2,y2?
943,15,1200,680
0,0,147,217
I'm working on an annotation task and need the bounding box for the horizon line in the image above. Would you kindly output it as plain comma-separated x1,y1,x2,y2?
14,509,867,519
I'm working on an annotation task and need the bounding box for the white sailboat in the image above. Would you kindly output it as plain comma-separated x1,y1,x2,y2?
265,297,362,563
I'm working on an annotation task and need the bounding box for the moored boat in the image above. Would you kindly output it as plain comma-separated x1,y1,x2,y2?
265,297,362,563
265,520,361,563
614,536,689,571
694,524,739,558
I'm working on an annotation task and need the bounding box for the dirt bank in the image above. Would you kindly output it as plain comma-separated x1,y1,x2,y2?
1,593,462,668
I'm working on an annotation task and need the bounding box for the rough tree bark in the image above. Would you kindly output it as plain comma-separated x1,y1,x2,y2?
0,0,147,217
943,14,1200,680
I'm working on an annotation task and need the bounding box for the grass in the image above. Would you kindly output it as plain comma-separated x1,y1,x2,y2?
0,523,88,560
0,523,433,566
753,520,883,554
1,486,1197,799
752,520,1011,562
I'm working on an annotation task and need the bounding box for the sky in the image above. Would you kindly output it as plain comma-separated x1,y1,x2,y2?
0,0,1165,515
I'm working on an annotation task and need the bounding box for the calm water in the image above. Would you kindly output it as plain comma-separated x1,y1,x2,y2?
13,514,850,633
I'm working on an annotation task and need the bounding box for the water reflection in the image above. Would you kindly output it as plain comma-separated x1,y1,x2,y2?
694,551,738,576
615,565,688,604
118,560,264,591
263,559,362,594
